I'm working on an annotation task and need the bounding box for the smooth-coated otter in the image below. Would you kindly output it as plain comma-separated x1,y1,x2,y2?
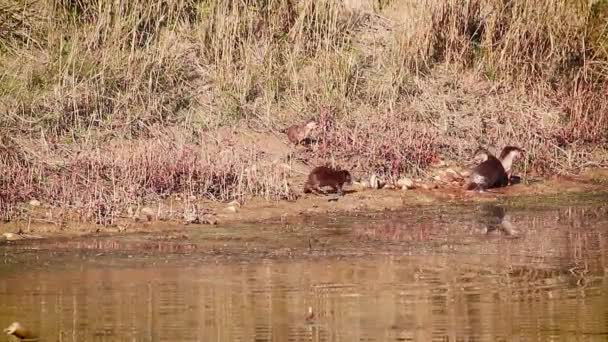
465,146,524,191
4,322,37,340
303,166,352,196
285,119,317,145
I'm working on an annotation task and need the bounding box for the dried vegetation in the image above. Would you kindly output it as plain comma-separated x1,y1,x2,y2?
1,0,607,222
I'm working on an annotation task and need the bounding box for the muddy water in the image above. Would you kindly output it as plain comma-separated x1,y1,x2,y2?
1,193,608,341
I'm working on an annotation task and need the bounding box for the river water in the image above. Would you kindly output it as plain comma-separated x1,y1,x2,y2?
1,192,607,341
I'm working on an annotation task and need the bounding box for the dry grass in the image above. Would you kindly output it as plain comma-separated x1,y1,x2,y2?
1,0,607,222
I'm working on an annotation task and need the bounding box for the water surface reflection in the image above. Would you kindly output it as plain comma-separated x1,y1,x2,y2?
1,197,608,341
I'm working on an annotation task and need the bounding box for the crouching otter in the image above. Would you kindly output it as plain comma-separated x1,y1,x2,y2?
303,166,352,196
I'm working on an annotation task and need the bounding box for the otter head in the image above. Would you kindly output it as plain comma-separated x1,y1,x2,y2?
498,146,524,172
341,170,353,185
471,147,492,165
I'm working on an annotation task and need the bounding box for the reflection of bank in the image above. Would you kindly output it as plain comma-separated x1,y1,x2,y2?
479,204,518,236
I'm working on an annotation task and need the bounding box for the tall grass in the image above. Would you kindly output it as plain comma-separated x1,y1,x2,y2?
1,0,607,222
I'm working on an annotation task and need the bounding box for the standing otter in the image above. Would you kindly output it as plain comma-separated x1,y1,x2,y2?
303,166,352,196
465,146,523,191
285,119,317,145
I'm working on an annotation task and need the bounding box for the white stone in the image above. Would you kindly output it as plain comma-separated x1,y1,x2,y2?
369,174,379,189
225,205,238,213
397,177,414,189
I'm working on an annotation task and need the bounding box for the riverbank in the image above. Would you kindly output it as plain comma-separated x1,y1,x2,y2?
2,0,607,230
2,168,607,240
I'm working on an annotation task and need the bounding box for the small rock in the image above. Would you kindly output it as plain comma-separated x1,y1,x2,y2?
227,200,241,207
419,183,431,190
442,168,463,182
383,183,396,189
202,217,218,225
28,199,41,207
445,168,461,177
352,181,367,190
356,180,370,190
225,205,238,213
140,207,155,221
431,159,446,167
397,177,414,189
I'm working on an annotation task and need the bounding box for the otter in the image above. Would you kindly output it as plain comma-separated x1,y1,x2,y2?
4,322,37,340
465,154,508,191
285,119,317,145
303,166,352,196
466,146,523,191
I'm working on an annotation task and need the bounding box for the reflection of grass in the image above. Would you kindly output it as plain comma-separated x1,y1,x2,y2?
589,177,608,186
502,191,608,210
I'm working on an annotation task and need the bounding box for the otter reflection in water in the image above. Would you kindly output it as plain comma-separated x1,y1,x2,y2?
479,204,518,236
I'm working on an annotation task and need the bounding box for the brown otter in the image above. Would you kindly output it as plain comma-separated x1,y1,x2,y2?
303,166,352,196
465,146,523,191
285,119,317,145
4,322,37,340
465,154,507,191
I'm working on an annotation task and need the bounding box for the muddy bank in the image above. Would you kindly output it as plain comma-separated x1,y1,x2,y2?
0,168,606,240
